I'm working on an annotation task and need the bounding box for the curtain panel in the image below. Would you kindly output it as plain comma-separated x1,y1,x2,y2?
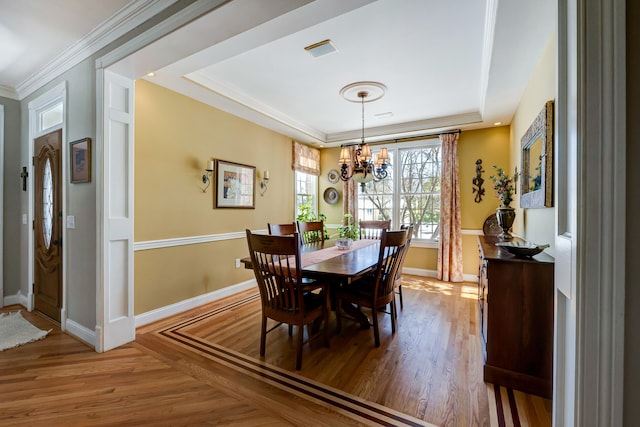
437,133,464,282
342,145,358,220
292,141,320,176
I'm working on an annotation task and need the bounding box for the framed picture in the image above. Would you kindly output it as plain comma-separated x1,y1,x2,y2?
70,138,91,183
215,159,255,209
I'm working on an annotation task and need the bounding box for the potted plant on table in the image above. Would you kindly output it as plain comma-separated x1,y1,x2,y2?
490,166,516,239
335,213,359,249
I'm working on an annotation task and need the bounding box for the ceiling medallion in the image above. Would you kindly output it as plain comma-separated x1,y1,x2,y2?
339,81,387,103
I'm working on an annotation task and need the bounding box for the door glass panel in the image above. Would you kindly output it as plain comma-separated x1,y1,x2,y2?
43,158,53,249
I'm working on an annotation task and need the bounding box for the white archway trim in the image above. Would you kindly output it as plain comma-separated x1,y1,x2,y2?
575,0,626,424
555,0,626,425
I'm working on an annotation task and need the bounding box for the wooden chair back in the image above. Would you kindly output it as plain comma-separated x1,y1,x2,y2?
296,220,325,244
372,229,410,301
397,224,414,278
267,222,297,236
334,228,409,347
245,229,330,369
359,220,391,239
245,231,304,319
392,224,414,312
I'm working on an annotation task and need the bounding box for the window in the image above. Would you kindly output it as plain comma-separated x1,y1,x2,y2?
39,102,63,133
292,141,321,219
295,171,318,217
358,138,441,242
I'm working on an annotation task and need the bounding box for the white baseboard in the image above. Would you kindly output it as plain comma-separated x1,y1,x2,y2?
463,273,479,283
403,267,438,278
402,267,478,283
2,291,97,348
65,318,96,348
3,291,22,306
135,279,258,328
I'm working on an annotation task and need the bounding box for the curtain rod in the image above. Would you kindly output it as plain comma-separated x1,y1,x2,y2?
366,128,461,146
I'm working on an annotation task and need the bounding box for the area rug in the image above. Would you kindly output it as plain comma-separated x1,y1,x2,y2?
0,311,51,351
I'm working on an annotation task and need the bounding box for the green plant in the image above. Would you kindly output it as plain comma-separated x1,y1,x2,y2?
336,213,359,240
489,166,514,207
296,200,329,239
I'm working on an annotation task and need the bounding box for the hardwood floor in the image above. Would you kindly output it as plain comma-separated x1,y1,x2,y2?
0,276,551,426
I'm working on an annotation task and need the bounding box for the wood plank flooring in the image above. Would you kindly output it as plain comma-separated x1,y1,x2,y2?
0,276,551,426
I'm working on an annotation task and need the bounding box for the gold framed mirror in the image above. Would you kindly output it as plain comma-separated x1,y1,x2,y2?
520,100,554,208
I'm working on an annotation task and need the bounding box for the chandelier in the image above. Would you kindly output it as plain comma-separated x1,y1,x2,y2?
338,83,390,190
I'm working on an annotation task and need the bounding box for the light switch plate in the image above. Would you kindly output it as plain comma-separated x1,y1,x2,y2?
67,215,76,229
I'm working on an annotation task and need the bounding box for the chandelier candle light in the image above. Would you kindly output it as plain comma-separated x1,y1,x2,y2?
338,82,390,190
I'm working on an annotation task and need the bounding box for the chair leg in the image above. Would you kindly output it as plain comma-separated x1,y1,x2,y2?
323,291,330,347
288,324,293,336
393,295,398,319
295,323,304,370
390,300,397,333
336,297,342,333
372,306,380,347
260,315,267,356
398,285,404,309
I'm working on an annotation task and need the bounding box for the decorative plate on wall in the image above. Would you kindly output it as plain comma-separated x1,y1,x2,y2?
323,187,340,204
327,169,340,184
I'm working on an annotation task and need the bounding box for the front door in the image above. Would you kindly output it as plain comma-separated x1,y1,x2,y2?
33,129,62,322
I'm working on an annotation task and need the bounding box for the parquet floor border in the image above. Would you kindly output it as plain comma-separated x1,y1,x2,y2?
153,293,435,427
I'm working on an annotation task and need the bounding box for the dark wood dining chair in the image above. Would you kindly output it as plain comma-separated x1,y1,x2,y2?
245,230,330,370
296,220,325,244
335,229,409,347
359,219,391,239
395,224,414,312
267,222,296,236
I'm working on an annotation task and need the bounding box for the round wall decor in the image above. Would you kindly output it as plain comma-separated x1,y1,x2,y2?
323,187,340,205
327,169,339,184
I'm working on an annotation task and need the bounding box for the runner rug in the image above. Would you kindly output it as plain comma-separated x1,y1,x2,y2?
0,311,50,351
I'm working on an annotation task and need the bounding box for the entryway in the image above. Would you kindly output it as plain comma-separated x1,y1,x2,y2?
33,129,63,322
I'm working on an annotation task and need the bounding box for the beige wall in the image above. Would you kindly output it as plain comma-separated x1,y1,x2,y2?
134,80,294,313
319,146,344,236
134,31,555,312
510,33,556,254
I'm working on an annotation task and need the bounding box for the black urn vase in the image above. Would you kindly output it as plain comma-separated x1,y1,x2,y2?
496,207,516,239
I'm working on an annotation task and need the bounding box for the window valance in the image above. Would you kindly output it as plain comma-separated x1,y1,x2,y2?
292,141,320,176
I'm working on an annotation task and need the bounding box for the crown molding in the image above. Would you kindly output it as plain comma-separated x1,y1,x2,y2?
325,112,483,145
0,85,18,100
184,71,328,143
15,0,178,100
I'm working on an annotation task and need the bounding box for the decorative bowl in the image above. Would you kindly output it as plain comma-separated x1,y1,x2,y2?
495,241,549,257
335,238,353,250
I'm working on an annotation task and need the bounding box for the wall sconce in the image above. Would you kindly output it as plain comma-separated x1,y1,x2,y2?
259,170,270,196
202,160,214,193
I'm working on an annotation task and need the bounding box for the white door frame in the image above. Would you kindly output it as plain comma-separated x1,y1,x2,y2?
27,82,68,327
94,69,135,352
554,0,626,425
92,0,232,352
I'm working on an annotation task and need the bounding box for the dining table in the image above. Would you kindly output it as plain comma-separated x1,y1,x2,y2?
241,238,380,282
241,237,382,327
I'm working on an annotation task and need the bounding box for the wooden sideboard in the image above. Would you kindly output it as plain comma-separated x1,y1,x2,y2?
477,235,554,398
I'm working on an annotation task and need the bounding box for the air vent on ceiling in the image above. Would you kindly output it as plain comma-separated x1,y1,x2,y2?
304,39,337,57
